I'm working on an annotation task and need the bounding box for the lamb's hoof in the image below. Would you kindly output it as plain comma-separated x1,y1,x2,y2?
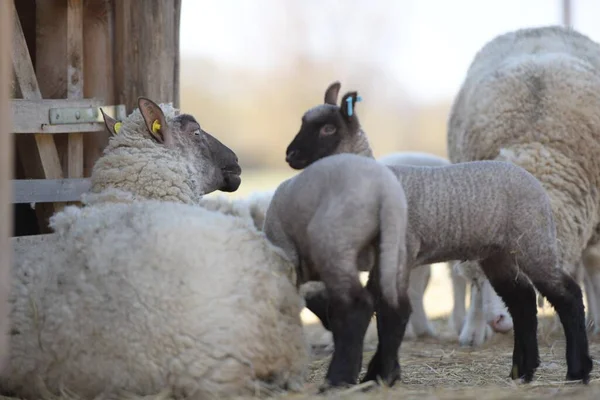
318,381,353,393
361,360,400,387
458,322,493,347
509,364,535,383
566,356,593,384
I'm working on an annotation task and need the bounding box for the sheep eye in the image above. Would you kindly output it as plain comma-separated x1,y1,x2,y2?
320,124,336,136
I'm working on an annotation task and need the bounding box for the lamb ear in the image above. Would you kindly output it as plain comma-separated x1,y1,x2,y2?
100,108,119,136
324,81,341,105
137,97,169,144
340,91,361,120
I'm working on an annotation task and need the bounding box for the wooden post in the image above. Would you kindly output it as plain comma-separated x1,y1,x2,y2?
114,0,182,112
0,0,13,370
83,0,114,176
67,0,84,180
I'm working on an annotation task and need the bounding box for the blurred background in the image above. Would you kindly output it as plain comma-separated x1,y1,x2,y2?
179,0,600,198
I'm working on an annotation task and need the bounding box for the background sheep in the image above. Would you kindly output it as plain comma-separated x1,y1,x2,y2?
286,82,513,346
2,99,308,398
447,25,600,337
263,153,410,388
285,138,592,384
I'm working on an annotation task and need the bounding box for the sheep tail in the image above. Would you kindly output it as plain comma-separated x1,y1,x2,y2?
377,181,408,309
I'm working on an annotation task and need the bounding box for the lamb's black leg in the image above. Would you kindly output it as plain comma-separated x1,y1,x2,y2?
361,272,411,386
304,286,333,331
528,269,592,382
480,255,540,383
323,286,374,388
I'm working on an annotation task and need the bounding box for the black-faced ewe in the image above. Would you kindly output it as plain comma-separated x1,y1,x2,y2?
448,25,600,337
263,153,410,389
287,82,513,346
4,99,309,399
283,94,592,384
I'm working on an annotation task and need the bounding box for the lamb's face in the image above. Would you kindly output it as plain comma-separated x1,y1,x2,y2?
285,89,362,170
172,114,242,193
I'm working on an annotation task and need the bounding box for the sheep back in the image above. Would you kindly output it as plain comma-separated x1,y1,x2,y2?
3,201,307,399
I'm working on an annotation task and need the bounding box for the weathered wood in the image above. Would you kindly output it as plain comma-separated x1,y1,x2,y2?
114,0,182,113
13,178,91,204
67,0,84,179
11,98,124,133
83,0,114,176
0,0,13,370
12,0,63,231
36,0,69,183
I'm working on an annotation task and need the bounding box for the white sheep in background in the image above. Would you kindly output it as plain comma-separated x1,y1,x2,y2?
263,153,410,389
284,82,513,346
2,98,308,399
447,25,600,337
284,141,593,384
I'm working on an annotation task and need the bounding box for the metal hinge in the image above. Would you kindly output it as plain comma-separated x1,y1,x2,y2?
48,104,127,125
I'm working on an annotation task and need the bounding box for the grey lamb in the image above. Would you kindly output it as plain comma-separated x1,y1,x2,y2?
263,153,410,390
283,92,592,385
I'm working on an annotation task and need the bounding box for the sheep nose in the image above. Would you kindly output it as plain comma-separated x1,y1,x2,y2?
285,150,299,163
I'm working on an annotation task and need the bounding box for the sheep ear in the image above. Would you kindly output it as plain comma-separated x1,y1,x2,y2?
324,81,341,105
340,91,361,121
137,97,170,144
100,108,119,136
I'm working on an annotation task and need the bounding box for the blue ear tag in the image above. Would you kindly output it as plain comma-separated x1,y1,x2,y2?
346,95,363,116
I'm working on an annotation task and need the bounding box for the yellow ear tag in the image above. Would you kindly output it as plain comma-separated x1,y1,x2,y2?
113,122,122,134
152,119,161,134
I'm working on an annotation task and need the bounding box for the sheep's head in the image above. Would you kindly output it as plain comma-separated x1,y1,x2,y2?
101,98,242,193
285,81,362,170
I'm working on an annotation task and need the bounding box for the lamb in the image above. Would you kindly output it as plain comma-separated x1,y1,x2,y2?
378,152,513,342
447,25,600,336
1,98,309,399
283,93,592,384
263,153,410,389
286,82,513,346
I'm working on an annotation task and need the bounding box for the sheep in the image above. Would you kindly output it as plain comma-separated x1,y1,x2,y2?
263,153,410,389
447,25,600,336
1,99,309,399
285,82,513,346
282,95,592,383
93,96,242,204
378,152,515,342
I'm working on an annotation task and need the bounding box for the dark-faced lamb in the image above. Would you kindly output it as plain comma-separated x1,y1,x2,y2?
281,93,592,385
263,153,410,389
286,82,513,346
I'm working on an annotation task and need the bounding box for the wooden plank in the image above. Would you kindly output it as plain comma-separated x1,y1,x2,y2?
12,178,91,204
12,0,63,231
11,98,111,133
114,0,182,113
67,0,84,179
0,0,12,370
83,0,114,176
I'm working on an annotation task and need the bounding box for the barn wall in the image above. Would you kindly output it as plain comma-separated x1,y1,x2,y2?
0,0,14,370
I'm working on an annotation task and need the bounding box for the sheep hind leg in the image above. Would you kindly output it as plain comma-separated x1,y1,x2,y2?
361,269,412,387
479,254,539,383
521,259,592,383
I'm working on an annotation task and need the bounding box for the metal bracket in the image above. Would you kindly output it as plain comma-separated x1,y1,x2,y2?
48,104,127,125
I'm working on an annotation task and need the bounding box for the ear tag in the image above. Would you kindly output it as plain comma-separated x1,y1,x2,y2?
346,95,363,116
152,119,161,134
113,122,122,134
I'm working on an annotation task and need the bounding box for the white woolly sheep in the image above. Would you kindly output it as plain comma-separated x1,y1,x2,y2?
1,99,308,399
4,200,308,399
264,153,410,389
447,25,600,336
283,95,592,384
285,82,513,346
